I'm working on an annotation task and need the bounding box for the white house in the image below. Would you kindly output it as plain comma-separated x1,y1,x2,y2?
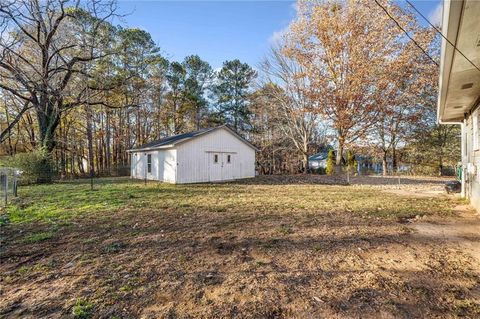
437,0,480,209
308,151,328,170
128,125,257,184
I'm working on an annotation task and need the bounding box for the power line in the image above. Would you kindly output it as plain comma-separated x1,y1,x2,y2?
373,0,439,66
405,0,480,73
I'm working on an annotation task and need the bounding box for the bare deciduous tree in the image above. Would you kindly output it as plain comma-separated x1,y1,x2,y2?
0,0,118,151
260,47,323,172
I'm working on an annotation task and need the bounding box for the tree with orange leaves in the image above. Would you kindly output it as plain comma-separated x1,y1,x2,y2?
283,0,437,172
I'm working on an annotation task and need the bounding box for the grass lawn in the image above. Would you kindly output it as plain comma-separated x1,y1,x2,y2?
1,176,479,318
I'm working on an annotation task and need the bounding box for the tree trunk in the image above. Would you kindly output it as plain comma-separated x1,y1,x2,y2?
392,145,397,173
37,107,60,152
382,151,388,176
335,139,343,174
302,153,308,174
4,111,12,154
24,113,36,149
106,110,111,175
59,120,66,179
85,105,95,186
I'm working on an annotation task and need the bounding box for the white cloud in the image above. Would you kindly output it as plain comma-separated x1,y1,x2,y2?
290,1,299,13
269,27,288,45
268,1,298,45
428,2,443,27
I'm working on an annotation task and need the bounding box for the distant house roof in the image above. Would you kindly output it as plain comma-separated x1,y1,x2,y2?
128,125,258,152
308,151,328,161
355,155,370,161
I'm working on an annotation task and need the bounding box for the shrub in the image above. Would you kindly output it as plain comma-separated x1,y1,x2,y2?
1,148,56,184
326,150,335,175
347,150,357,174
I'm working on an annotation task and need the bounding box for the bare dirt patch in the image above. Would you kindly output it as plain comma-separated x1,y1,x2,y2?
411,205,480,264
1,176,479,318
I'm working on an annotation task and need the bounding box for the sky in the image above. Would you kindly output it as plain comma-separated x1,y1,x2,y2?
117,0,442,70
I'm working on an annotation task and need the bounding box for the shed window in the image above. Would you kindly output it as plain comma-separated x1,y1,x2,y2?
147,154,152,173
227,154,231,163
214,154,218,163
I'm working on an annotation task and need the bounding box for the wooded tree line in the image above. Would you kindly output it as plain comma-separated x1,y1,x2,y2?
0,0,459,179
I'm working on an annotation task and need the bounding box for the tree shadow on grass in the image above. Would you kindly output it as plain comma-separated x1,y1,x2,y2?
2,231,477,318
230,175,452,186
2,214,479,318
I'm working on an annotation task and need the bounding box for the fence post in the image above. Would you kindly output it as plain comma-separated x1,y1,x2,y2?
13,170,18,197
1,172,7,207
144,153,147,186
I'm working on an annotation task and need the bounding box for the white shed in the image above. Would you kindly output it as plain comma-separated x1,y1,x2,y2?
128,125,257,184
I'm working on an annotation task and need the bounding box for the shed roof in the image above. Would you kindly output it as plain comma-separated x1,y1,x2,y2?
128,125,258,152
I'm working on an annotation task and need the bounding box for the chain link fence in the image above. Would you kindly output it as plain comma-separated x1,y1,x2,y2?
0,167,20,207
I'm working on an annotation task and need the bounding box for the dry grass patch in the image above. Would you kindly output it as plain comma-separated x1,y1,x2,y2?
1,176,479,318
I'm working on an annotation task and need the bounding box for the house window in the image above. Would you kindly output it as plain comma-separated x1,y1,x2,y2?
214,154,218,163
227,154,231,163
147,154,152,173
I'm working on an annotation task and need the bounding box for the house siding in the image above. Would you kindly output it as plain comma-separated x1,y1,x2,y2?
308,159,327,169
462,106,480,211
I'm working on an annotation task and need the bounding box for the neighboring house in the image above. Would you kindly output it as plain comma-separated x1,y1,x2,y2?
309,151,382,173
308,151,328,169
356,156,411,175
128,125,257,184
356,155,383,175
437,0,480,209
309,149,411,175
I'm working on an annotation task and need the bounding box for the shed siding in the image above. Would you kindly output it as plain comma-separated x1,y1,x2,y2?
130,149,177,182
176,128,255,183
131,152,143,178
163,149,177,183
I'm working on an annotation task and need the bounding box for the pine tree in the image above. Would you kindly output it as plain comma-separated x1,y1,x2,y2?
326,150,335,175
211,60,257,132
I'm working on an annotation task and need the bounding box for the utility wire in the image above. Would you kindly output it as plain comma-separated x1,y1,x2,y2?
373,0,439,66
405,0,480,73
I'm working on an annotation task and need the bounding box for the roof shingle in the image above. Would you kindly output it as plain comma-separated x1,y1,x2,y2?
130,127,217,151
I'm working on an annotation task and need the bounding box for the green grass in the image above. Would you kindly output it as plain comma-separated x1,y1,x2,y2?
1,177,472,318
5,177,459,225
103,242,128,254
72,299,94,319
24,231,54,243
7,178,133,223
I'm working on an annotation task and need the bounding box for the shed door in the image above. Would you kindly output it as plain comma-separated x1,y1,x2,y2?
222,153,234,180
208,153,223,182
208,153,235,181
